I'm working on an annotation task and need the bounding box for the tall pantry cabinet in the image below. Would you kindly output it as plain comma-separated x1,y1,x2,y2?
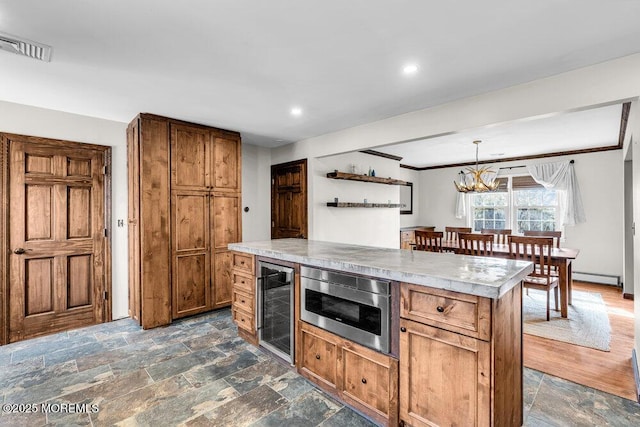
127,114,241,329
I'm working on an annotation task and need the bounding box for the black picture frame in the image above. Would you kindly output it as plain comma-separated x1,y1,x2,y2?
400,182,413,215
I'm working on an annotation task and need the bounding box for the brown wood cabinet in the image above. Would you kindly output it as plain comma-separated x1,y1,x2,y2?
399,282,522,427
298,321,399,426
400,226,435,250
231,252,257,345
128,114,241,328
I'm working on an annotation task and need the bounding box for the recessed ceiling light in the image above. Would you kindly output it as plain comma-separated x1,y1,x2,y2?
402,64,418,75
490,153,505,157
290,107,302,116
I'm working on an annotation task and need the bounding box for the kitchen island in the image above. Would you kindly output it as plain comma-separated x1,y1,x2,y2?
228,239,533,427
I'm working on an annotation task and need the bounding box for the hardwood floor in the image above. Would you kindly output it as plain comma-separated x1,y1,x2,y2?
524,281,637,401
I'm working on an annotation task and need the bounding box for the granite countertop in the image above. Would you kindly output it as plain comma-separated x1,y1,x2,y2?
228,239,533,299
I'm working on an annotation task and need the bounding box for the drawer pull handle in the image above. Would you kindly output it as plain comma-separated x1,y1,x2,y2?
240,261,245,265
315,354,320,360
361,378,367,384
400,327,406,332
241,300,245,304
437,306,445,313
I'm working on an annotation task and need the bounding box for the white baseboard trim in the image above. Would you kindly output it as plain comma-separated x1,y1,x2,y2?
573,271,620,286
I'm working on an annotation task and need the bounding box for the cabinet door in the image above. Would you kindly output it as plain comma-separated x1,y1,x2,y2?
213,136,240,191
213,251,233,308
212,195,240,250
171,123,210,191
171,192,211,318
399,318,490,427
339,343,399,426
299,323,338,390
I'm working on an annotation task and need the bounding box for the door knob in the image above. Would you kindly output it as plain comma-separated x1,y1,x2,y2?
13,248,27,254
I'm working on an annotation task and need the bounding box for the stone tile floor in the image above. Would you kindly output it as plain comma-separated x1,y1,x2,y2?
0,309,638,426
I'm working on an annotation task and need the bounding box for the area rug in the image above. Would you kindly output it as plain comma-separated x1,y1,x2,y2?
523,289,611,351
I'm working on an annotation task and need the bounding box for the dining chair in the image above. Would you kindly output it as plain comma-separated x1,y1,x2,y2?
414,230,444,253
444,227,472,242
458,232,494,256
443,227,471,253
523,230,562,248
523,230,562,273
481,228,512,245
508,235,559,321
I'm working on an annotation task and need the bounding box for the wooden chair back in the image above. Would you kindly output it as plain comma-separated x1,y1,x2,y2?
523,230,561,248
508,235,555,278
444,227,472,242
414,230,444,253
508,235,559,320
481,228,512,245
458,233,494,256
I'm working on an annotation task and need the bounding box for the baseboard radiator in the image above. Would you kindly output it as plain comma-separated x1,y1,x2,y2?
573,271,620,287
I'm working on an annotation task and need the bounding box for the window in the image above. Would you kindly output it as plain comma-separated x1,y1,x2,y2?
514,188,558,232
468,175,560,233
471,192,508,231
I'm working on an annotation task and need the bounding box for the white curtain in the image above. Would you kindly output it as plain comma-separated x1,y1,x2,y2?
526,160,586,226
455,192,466,219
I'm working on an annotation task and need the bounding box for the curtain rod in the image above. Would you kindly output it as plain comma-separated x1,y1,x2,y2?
498,159,574,170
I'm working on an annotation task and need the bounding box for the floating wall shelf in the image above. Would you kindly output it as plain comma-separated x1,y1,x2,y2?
326,202,405,208
326,171,408,186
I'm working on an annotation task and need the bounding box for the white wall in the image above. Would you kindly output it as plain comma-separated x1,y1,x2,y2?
398,167,421,228
241,143,272,242
624,158,634,295
624,99,640,381
418,151,623,278
0,100,129,319
314,152,400,248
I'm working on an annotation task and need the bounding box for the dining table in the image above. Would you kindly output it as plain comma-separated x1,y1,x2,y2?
440,240,580,318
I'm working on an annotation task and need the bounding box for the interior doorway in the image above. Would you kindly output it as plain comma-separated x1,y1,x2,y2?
271,159,308,239
1,133,111,344
624,153,634,299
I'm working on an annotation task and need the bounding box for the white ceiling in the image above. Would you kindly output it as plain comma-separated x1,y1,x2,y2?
0,1,639,149
377,103,625,168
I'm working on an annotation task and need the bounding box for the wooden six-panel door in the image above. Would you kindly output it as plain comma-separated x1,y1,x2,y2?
7,137,107,342
271,159,307,239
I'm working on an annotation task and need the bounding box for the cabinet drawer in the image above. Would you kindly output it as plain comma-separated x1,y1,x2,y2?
232,271,254,293
400,283,491,340
401,231,413,242
299,323,338,389
339,342,398,423
232,289,253,313
232,252,254,273
232,309,255,334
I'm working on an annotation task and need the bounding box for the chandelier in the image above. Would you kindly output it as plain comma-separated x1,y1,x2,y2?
454,140,499,193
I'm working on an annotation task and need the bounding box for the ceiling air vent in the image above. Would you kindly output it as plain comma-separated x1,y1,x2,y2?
0,32,52,62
